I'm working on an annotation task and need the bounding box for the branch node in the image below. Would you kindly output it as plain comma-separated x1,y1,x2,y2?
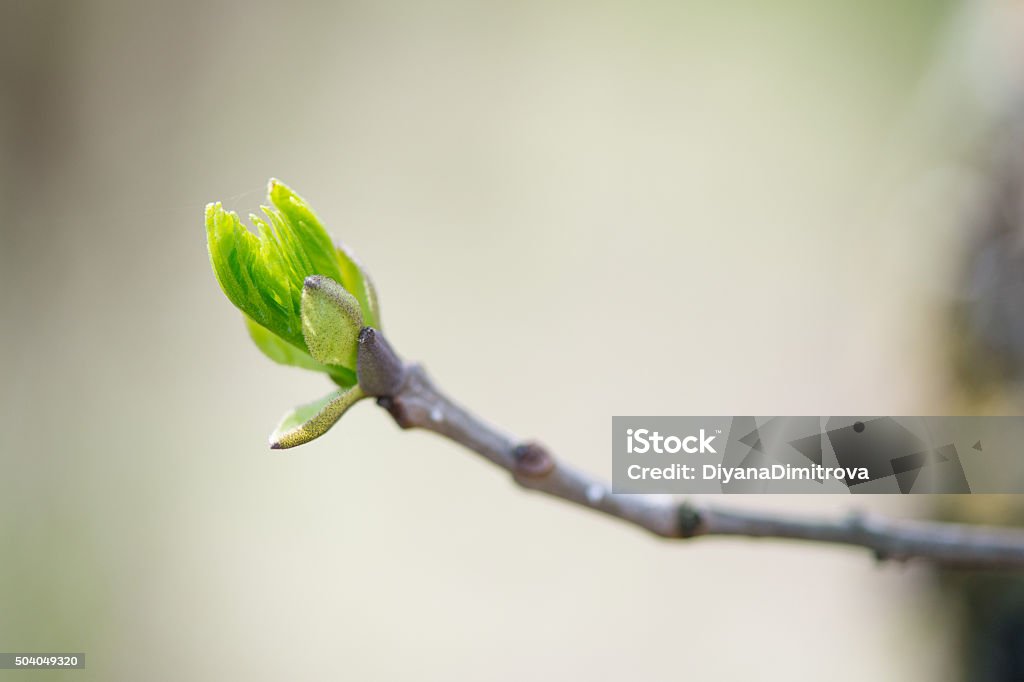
511,442,555,477
845,510,870,539
677,503,703,538
377,395,415,429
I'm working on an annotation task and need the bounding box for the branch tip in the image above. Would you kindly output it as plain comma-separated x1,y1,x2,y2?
357,327,406,397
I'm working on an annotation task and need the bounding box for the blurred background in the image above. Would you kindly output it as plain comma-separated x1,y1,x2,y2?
4,0,1024,679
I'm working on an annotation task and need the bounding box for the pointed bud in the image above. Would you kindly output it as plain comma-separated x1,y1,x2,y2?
269,385,365,449
301,275,363,370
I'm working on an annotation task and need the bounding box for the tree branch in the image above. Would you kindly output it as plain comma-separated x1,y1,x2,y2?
358,329,1024,569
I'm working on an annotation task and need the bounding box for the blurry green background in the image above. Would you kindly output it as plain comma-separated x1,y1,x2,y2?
2,0,1018,679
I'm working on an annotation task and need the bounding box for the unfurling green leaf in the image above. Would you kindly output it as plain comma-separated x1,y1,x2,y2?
336,243,381,330
206,179,383,446
302,276,363,369
269,385,365,449
207,179,381,374
206,180,345,352
246,317,340,374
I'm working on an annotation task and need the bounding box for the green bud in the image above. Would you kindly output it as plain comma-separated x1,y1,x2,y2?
301,275,363,369
206,179,386,447
269,385,365,449
206,179,382,384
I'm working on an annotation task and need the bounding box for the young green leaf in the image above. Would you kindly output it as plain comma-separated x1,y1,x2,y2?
245,317,356,386
246,317,328,371
336,243,381,330
206,179,383,445
269,385,365,449
206,178,376,342
301,275,363,369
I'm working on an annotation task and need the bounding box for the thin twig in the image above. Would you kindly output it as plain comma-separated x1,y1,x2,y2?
357,330,1024,569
